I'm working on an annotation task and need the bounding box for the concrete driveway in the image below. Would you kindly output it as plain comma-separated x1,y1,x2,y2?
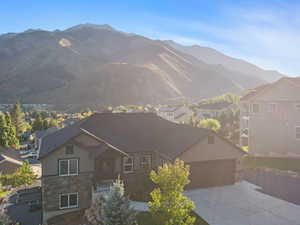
184,181,300,225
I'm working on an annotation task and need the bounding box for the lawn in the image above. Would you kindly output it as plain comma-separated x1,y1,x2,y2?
243,156,300,173
136,211,209,225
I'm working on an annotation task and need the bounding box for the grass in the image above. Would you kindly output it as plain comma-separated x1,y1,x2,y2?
243,156,300,173
136,211,209,225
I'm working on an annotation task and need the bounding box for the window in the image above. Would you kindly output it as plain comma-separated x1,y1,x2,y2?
123,156,133,173
208,135,215,144
59,193,78,209
268,103,277,113
296,127,300,140
251,103,260,113
140,155,151,169
59,159,78,176
65,144,74,155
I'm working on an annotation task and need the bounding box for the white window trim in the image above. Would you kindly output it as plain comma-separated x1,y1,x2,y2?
140,155,152,169
296,126,300,140
59,192,79,209
59,159,79,176
123,156,134,173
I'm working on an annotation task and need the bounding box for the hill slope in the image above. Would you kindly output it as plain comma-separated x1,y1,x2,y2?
165,40,284,83
0,24,280,105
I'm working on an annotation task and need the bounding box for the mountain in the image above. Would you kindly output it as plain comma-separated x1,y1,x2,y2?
165,40,284,83
0,24,281,106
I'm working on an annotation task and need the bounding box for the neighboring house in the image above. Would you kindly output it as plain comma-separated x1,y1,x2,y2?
197,102,237,118
157,105,194,123
0,147,23,174
39,113,245,223
63,118,80,127
240,77,300,156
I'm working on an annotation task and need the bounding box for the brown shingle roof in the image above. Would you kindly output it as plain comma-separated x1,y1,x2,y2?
40,113,245,160
39,113,213,159
80,113,211,159
240,77,300,102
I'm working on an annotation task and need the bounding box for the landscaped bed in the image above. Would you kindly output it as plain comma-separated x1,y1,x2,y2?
136,211,209,225
243,156,300,173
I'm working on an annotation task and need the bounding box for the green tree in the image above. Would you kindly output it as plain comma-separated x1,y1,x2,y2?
149,159,195,225
10,102,27,137
3,113,19,148
15,161,37,187
0,113,19,148
32,116,44,131
198,118,221,132
103,177,136,225
0,161,37,188
0,113,9,147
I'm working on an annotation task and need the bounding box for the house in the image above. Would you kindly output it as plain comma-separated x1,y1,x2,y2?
197,102,237,119
62,118,80,127
156,105,194,123
39,113,245,223
34,127,59,151
0,147,23,174
240,77,300,156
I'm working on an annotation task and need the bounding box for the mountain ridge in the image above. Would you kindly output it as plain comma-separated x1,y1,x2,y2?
0,24,284,106
164,40,284,83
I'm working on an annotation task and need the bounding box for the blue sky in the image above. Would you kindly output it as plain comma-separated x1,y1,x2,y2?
1,0,299,76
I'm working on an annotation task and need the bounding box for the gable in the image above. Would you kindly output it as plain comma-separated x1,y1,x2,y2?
41,133,97,176
179,135,244,163
250,79,300,102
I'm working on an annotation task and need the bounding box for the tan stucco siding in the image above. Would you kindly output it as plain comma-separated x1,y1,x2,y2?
241,80,300,156
179,135,243,163
41,133,97,176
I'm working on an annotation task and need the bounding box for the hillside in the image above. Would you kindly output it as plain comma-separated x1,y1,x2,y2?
0,24,282,106
165,40,284,83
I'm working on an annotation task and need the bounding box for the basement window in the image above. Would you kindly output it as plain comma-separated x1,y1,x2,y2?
59,193,78,209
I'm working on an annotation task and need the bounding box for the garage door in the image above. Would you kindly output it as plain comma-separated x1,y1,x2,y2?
186,159,236,189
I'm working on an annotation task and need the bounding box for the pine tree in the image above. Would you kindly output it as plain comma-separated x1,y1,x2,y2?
4,112,19,148
15,161,37,187
0,113,9,147
103,178,136,225
10,101,27,137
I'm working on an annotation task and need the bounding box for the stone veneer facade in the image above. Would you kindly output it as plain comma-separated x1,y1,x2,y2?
42,172,93,223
